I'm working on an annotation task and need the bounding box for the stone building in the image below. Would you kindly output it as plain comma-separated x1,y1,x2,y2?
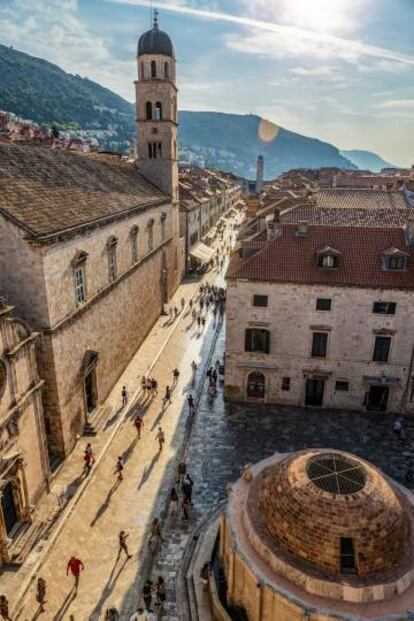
0,17,183,460
0,299,49,565
218,448,414,620
225,222,414,413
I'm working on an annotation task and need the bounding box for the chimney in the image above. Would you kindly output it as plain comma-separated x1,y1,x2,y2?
296,221,309,236
266,221,281,241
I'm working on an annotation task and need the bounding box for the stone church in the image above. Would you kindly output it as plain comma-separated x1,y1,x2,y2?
0,16,184,460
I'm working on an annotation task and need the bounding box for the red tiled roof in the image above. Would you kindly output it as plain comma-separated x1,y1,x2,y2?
226,225,414,290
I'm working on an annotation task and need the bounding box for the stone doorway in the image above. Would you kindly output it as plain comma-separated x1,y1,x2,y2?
305,379,325,407
84,369,97,413
81,350,99,416
247,372,265,399
367,385,389,412
1,482,18,535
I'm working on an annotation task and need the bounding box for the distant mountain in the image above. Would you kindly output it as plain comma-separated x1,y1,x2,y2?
340,149,396,173
1,43,385,178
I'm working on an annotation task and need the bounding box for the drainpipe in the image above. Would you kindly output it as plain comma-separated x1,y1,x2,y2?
401,342,414,414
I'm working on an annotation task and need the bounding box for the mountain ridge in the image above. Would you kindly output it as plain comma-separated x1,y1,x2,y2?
0,43,373,177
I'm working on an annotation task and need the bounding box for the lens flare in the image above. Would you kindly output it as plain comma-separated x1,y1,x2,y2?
258,119,279,143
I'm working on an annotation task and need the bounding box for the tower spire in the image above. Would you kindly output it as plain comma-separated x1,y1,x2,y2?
153,8,159,29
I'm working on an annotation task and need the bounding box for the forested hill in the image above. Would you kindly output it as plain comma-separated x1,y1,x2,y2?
0,44,361,177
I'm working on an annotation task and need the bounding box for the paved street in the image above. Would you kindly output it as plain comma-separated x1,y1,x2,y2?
150,321,414,619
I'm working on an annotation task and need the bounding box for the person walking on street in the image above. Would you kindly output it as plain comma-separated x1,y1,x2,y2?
105,607,120,621
177,462,187,486
115,456,124,482
156,426,165,452
151,378,158,395
163,386,171,408
121,386,128,407
149,518,164,544
172,368,180,385
134,414,144,439
188,394,195,415
191,360,197,375
129,608,146,621
66,556,84,593
142,580,153,610
36,577,47,612
141,376,147,394
201,316,206,329
156,576,166,609
192,308,196,321
182,473,194,504
146,377,152,394
0,595,11,621
181,297,185,311
197,315,201,330
118,530,132,559
169,487,179,513
83,449,94,476
182,496,190,520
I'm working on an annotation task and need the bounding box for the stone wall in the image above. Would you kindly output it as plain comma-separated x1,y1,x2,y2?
225,280,414,413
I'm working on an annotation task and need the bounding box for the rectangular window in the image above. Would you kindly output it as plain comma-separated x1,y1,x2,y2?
282,377,290,391
335,380,349,391
108,248,117,281
253,295,268,308
161,219,166,241
373,336,391,363
74,265,86,303
316,298,331,311
340,537,356,574
373,302,396,315
245,328,270,354
311,332,328,358
148,227,154,252
388,256,405,270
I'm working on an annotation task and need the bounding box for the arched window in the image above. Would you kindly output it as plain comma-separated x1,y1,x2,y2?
147,219,154,252
247,372,266,399
164,61,169,79
171,95,176,121
151,60,157,78
160,212,167,241
106,236,118,281
155,102,163,121
146,101,152,120
130,226,139,263
140,61,144,79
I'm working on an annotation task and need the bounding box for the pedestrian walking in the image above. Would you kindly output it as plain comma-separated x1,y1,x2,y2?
156,576,166,607
105,607,120,621
172,368,180,385
141,376,147,394
163,386,171,407
191,360,197,375
149,518,164,544
151,377,158,395
393,418,403,437
200,562,210,591
174,306,178,317
115,456,124,481
201,316,206,329
118,530,132,559
189,298,193,309
146,377,152,393
192,308,196,321
182,473,194,503
142,580,153,610
212,369,218,384
177,461,187,485
181,297,185,311
197,315,201,329
121,386,128,407
188,393,195,415
0,595,11,621
169,487,179,513
206,367,212,380
36,577,47,612
156,426,165,452
134,414,144,439
83,450,94,476
200,299,204,312
66,556,84,593
182,496,190,520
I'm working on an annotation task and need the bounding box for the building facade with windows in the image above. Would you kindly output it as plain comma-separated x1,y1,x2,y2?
225,223,414,414
0,300,49,565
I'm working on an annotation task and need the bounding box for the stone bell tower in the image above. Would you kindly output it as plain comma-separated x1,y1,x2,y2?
135,11,179,204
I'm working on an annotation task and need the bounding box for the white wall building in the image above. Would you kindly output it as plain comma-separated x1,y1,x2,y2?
225,223,414,414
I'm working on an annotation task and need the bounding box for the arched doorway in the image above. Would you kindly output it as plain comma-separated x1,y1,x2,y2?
1,482,18,535
247,372,265,399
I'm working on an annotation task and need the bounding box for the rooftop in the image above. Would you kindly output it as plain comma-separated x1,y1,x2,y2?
316,189,409,210
226,224,414,289
280,203,414,228
0,143,167,241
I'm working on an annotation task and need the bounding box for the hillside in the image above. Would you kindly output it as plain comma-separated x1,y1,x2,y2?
340,149,396,173
0,44,360,177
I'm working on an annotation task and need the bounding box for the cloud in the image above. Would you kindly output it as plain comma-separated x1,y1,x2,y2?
107,0,414,68
0,0,136,100
289,66,336,77
376,99,414,110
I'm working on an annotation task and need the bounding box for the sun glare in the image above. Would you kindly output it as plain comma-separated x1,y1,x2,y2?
281,0,354,33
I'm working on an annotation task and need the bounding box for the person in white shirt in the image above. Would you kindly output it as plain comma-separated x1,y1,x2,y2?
129,608,146,621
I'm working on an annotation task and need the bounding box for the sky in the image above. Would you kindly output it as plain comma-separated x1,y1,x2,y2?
0,0,413,166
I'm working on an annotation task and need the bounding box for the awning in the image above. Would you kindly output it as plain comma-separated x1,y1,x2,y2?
189,242,215,263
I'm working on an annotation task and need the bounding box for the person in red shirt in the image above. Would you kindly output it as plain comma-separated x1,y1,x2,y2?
66,556,84,593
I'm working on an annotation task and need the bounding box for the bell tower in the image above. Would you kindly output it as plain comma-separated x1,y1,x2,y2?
135,11,179,203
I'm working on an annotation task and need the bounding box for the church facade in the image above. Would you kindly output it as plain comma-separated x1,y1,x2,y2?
0,17,183,459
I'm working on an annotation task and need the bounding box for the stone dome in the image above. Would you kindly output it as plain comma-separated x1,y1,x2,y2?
138,16,175,58
258,449,410,576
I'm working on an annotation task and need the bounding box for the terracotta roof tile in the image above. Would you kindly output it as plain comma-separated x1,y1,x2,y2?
227,225,414,290
0,143,167,239
280,204,414,227
316,189,409,210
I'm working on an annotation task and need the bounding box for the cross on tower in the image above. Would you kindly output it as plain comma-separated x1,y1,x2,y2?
153,8,159,28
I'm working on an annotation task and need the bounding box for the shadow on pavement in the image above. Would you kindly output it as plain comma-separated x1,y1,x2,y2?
137,451,161,490
88,556,129,621
53,585,77,621
90,480,121,527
